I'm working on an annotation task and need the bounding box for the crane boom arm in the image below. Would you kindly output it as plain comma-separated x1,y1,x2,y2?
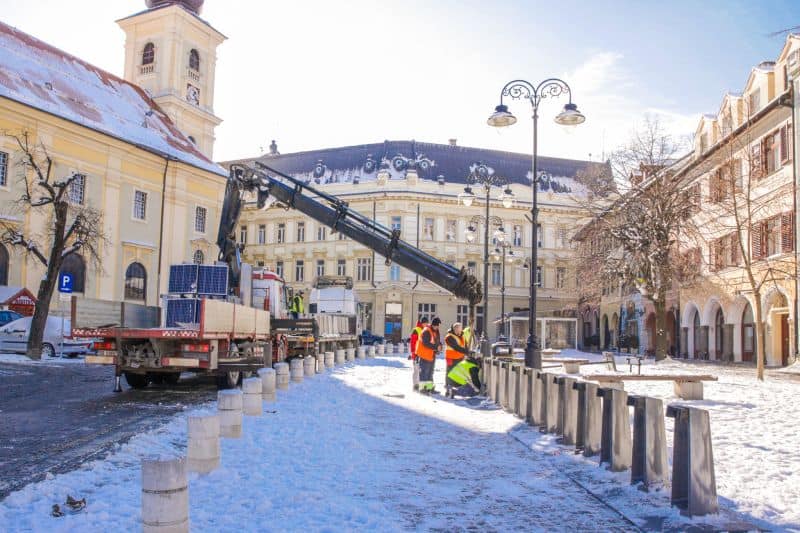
227,162,482,306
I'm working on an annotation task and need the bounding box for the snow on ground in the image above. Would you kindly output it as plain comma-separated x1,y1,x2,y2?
0,353,85,365
0,352,795,531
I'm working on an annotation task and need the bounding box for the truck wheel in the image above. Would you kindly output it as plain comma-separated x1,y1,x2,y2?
163,372,180,385
124,372,149,389
216,371,240,389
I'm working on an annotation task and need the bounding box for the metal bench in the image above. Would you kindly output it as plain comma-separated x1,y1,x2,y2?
586,374,718,400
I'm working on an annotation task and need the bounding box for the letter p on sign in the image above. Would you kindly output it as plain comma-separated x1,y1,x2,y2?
59,273,74,293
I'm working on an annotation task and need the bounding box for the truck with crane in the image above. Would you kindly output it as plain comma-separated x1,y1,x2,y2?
75,162,482,390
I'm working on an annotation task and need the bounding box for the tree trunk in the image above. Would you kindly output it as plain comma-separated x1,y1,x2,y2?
754,292,766,381
653,298,668,361
26,203,68,359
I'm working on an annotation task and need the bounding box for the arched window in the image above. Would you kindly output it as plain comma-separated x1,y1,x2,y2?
60,253,85,293
142,43,155,65
189,49,200,71
0,243,8,286
124,262,147,301
193,250,204,265
714,308,725,359
692,309,701,358
742,303,755,362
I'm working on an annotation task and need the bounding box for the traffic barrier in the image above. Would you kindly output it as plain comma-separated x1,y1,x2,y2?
357,346,366,359
628,395,669,490
274,362,290,390
335,349,346,365
315,352,326,373
303,356,316,376
556,376,579,445
242,377,263,416
257,368,276,401
187,413,219,474
367,345,376,358
667,405,718,516
289,358,304,382
543,373,559,433
376,344,385,356
598,387,632,471
528,369,544,427
217,389,243,438
324,351,335,368
346,347,355,362
574,381,602,457
142,456,188,532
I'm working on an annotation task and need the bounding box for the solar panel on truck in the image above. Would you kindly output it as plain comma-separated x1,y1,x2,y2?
165,298,201,328
168,264,199,294
197,265,228,296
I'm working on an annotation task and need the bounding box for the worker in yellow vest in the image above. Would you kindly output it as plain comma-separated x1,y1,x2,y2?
444,323,469,397
290,290,304,319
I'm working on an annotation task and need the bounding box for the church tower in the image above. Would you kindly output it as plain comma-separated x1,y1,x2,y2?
117,0,225,159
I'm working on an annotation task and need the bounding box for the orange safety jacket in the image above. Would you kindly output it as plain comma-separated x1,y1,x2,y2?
416,326,438,361
445,332,467,363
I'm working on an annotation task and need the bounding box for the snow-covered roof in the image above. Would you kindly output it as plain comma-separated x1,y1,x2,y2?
0,286,35,304
0,21,226,177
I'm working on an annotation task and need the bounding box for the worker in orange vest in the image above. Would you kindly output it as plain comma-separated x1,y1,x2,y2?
409,316,428,391
416,317,442,394
444,322,469,397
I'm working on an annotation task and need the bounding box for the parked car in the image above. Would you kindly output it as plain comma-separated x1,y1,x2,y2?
0,310,23,327
359,330,385,346
0,316,93,358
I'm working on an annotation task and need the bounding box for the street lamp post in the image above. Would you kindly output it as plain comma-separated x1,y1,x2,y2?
487,79,585,369
491,242,517,341
461,163,514,358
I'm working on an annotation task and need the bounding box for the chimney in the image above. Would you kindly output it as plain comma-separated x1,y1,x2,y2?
448,138,457,147
269,140,279,156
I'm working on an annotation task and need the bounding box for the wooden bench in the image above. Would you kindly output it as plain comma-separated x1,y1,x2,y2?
586,374,718,400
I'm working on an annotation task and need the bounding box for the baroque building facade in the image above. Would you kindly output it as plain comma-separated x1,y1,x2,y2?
0,0,226,306
227,140,605,343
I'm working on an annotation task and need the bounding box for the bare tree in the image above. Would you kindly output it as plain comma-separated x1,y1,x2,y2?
574,116,693,361
0,132,106,359
681,106,794,380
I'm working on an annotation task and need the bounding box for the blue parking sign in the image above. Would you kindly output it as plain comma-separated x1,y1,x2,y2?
59,273,74,293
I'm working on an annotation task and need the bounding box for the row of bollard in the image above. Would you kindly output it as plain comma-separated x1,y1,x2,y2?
142,342,414,531
482,358,718,517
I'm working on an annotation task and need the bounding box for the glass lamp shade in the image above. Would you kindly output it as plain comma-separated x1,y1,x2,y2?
490,249,501,262
494,227,507,243
459,186,476,207
499,187,515,208
506,250,517,264
554,102,586,126
487,104,517,127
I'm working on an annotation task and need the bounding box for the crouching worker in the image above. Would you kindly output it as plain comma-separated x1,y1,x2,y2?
446,355,482,398
444,322,469,396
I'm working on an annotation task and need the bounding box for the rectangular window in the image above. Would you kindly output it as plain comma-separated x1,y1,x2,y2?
337,259,346,276
256,260,265,267
295,260,304,282
537,224,543,248
316,259,325,277
194,206,207,233
69,173,85,204
456,304,468,325
418,303,437,320
766,216,781,256
317,226,327,241
513,225,522,246
390,264,400,281
357,258,372,281
390,216,402,232
275,260,284,278
0,151,7,187
556,267,566,289
277,223,285,243
257,224,266,244
240,225,247,244
536,266,543,287
446,219,457,241
133,190,147,220
423,217,434,240
764,130,781,175
297,222,305,242
491,263,501,286
558,227,568,248
338,231,346,241
467,261,477,277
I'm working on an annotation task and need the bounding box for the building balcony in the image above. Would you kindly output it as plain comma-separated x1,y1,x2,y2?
187,68,200,82
139,63,155,75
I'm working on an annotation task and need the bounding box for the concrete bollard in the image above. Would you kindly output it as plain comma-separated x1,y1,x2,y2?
303,356,316,376
667,405,718,516
627,395,669,490
376,344,385,356
242,377,263,416
257,368,276,402
563,361,582,374
289,358,304,382
141,456,189,532
488,359,499,401
385,343,394,355
542,373,560,433
506,363,520,413
217,389,243,438
324,351,335,368
557,376,579,445
497,362,508,408
274,362,290,390
315,352,326,373
574,381,602,457
357,346,366,359
674,380,704,400
334,349,346,365
367,345,376,358
598,387,632,471
346,347,355,362
187,413,220,474
515,367,528,419
529,369,544,427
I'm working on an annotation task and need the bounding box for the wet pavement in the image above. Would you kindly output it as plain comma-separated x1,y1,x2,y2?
0,361,216,500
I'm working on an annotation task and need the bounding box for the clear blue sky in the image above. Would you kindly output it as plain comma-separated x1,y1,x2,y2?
0,0,798,162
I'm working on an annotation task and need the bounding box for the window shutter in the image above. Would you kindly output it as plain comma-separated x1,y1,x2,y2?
780,126,789,164
782,212,795,253
751,223,763,260
751,143,762,179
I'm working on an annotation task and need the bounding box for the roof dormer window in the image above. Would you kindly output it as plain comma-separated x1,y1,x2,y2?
749,88,761,115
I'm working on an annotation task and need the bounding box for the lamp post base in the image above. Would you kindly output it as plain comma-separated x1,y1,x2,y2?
525,336,541,369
